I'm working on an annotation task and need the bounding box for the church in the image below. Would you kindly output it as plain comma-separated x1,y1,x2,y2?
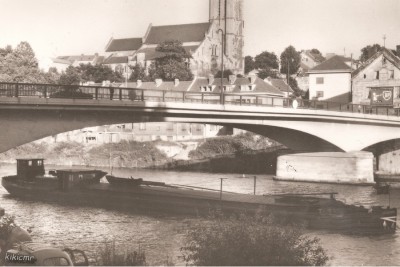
103,0,244,77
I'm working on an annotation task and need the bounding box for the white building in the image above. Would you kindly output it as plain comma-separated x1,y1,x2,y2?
308,55,353,103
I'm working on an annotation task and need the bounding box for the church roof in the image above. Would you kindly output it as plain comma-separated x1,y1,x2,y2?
308,55,353,73
105,38,142,52
144,22,210,44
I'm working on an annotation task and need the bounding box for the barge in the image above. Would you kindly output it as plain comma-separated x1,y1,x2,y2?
1,159,398,235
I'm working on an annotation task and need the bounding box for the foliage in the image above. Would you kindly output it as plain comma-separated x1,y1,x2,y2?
280,45,301,75
0,215,16,240
257,68,278,79
189,132,276,160
154,40,193,81
288,77,303,97
181,213,329,266
129,64,148,82
244,56,255,74
310,48,322,55
359,44,381,62
96,240,146,266
214,69,234,78
0,42,50,83
59,64,123,85
255,51,279,70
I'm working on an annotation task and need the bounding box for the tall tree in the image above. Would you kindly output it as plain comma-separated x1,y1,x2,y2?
129,64,148,82
254,51,279,70
280,46,301,76
59,66,81,85
359,44,381,62
58,64,123,85
244,56,255,74
154,40,193,81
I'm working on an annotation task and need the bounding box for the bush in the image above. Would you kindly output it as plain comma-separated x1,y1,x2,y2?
181,213,329,266
95,240,146,266
50,86,93,99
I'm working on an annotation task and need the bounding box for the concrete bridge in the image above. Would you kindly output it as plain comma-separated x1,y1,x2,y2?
1,82,400,155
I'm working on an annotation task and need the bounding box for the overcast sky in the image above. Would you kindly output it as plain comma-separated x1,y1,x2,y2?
1,0,399,69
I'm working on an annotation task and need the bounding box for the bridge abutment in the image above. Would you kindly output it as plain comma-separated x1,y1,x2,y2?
275,151,375,185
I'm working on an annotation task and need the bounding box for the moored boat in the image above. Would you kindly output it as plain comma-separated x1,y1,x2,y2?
1,159,397,235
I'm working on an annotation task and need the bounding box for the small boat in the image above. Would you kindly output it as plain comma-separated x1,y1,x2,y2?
1,159,398,235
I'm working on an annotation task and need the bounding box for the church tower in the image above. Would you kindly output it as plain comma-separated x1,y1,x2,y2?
209,0,244,74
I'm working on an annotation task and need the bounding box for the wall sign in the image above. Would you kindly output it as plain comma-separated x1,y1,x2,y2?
370,87,394,106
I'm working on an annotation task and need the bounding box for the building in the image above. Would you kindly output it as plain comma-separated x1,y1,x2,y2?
106,0,244,76
299,50,325,74
352,47,400,106
307,55,353,103
103,37,143,78
50,54,104,72
264,77,294,97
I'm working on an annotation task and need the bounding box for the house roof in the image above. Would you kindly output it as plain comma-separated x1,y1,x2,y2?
308,55,353,73
305,50,325,63
135,45,199,60
57,55,97,62
103,56,128,64
52,58,73,65
268,78,294,93
144,22,210,44
105,38,142,52
352,48,400,78
189,76,284,95
123,81,194,92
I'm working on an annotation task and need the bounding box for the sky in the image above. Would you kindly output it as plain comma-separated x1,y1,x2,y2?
1,0,399,70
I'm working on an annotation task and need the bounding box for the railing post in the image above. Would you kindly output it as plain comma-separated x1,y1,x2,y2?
162,91,165,102
141,90,144,101
255,96,259,106
183,92,186,103
15,84,19,97
201,93,204,103
95,87,98,100
271,97,274,107
240,95,242,106
326,102,329,110
119,88,122,100
44,85,48,98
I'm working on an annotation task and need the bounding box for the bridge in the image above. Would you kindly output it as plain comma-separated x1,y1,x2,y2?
0,82,399,156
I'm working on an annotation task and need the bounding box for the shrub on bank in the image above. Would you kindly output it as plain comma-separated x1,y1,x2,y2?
181,213,329,266
95,240,146,266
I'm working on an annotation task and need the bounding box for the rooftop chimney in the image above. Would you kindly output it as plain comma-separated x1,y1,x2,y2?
229,75,236,84
174,78,179,86
155,78,162,87
137,80,142,88
208,74,214,85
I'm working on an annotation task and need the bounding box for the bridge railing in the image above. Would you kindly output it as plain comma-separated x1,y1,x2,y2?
0,82,399,117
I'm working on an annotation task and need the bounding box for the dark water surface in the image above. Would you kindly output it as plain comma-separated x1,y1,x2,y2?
1,163,400,265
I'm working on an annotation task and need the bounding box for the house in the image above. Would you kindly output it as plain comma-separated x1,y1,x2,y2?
307,55,353,103
103,37,143,77
50,54,104,72
352,46,400,107
299,50,325,73
264,77,294,97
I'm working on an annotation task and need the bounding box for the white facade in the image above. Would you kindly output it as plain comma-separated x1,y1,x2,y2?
308,72,351,101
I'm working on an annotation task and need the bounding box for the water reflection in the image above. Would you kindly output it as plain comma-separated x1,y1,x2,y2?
1,163,400,265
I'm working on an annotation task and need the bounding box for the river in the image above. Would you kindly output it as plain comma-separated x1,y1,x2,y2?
1,163,400,265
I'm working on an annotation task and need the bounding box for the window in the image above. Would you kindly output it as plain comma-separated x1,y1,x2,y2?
28,161,32,166
139,123,146,131
376,71,380,80
390,70,395,79
316,91,324,98
316,77,324,84
37,160,42,166
363,74,366,79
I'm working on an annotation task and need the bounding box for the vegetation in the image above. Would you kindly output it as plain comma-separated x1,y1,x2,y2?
59,64,123,85
189,132,278,160
280,45,301,76
95,240,147,266
359,44,381,62
181,213,329,266
214,69,234,78
244,55,255,74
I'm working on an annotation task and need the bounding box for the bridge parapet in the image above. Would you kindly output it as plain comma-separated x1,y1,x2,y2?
0,82,399,118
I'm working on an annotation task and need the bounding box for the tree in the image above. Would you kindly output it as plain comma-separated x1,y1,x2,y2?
360,44,381,62
59,66,81,85
154,40,193,81
254,51,279,70
280,46,301,77
244,56,255,74
215,69,234,78
310,48,322,55
181,213,329,266
58,64,123,85
257,69,278,79
129,64,148,82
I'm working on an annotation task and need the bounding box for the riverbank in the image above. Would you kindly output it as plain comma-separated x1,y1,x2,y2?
0,133,285,174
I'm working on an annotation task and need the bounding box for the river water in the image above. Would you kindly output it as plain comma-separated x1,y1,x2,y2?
1,163,400,265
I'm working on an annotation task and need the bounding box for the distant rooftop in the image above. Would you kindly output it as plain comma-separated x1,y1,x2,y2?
309,55,353,73
106,38,142,52
144,22,210,44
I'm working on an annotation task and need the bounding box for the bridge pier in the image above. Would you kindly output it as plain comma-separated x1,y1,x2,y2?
275,151,375,185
